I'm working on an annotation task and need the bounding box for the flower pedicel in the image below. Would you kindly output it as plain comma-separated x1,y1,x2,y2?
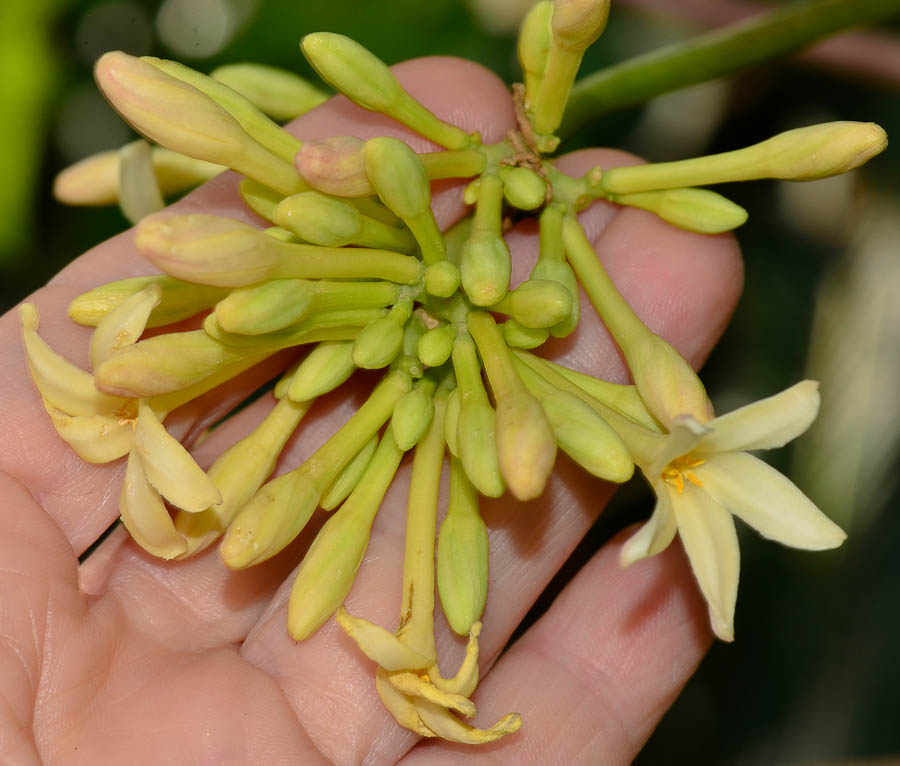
25,0,886,744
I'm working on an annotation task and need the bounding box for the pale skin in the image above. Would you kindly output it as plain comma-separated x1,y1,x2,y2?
0,57,743,764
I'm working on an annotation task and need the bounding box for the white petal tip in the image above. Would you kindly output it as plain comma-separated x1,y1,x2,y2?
711,612,735,642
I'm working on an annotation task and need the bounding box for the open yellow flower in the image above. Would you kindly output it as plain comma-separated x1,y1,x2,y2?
618,381,846,641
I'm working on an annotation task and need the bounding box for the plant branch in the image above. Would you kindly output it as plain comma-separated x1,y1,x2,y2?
560,0,900,140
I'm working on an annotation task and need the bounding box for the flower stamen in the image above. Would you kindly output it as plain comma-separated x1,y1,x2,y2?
661,454,706,495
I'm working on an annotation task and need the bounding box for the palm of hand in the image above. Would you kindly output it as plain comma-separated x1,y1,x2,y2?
0,57,739,765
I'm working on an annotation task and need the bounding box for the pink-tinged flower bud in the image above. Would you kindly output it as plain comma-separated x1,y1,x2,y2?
294,136,374,197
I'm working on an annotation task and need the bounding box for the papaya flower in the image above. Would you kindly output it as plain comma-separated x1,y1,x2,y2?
612,380,846,641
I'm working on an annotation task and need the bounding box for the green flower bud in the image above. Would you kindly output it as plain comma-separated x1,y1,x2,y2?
517,1,554,101
460,230,511,307
288,340,356,402
275,191,362,246
500,165,547,210
457,401,505,498
437,457,489,635
417,323,456,368
94,329,254,397
613,188,748,234
275,191,416,252
551,0,611,49
221,371,410,569
538,389,633,482
529,258,579,338
424,260,461,298
494,278,572,329
352,317,405,369
68,275,227,328
597,121,888,195
214,279,316,335
301,32,471,150
175,395,311,557
288,430,404,639
320,434,378,510
95,52,304,196
392,385,436,450
294,136,373,197
531,0,610,136
364,137,446,265
210,62,328,122
501,319,549,349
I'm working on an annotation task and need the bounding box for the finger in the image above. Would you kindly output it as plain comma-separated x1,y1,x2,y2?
0,55,513,557
397,530,710,765
236,149,742,763
71,56,518,647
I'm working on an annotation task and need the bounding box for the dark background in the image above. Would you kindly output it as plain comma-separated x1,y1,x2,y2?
2,0,899,761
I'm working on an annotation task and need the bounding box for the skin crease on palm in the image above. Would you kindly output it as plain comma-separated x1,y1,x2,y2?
0,56,743,765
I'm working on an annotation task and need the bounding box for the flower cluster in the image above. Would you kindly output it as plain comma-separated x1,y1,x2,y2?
27,0,882,743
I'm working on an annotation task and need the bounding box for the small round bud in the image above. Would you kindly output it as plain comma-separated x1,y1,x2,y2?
417,324,456,368
391,387,436,450
424,261,461,298
495,279,572,328
501,319,549,349
500,166,547,210
352,317,405,369
460,231,511,307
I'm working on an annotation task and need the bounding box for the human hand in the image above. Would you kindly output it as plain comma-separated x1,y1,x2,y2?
0,56,741,765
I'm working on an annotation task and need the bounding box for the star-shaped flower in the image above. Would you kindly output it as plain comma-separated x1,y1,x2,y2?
618,380,846,641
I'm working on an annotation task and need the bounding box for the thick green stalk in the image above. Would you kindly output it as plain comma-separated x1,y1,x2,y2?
561,0,900,140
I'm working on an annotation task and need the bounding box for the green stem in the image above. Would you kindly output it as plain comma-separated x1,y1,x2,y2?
561,0,900,140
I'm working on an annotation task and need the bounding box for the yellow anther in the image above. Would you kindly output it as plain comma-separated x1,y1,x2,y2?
661,455,706,495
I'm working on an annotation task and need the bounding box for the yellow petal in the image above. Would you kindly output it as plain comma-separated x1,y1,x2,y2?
387,671,476,718
673,488,739,642
696,381,820,455
620,484,678,566
20,303,127,416
42,401,134,464
428,622,481,698
374,668,433,737
334,606,433,671
134,400,221,512
89,283,161,369
414,697,522,744
700,452,846,550
120,449,187,559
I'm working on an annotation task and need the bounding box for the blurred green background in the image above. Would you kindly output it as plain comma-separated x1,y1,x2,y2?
2,0,899,761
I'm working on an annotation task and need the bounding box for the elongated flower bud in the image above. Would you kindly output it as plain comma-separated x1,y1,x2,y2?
460,174,510,306
531,0,610,136
613,188,748,234
391,384,436,450
211,62,328,121
143,56,302,164
288,430,405,639
136,214,424,287
288,340,357,401
95,52,305,196
176,395,310,557
597,121,888,195
301,32,471,150
364,137,446,265
437,458,489,635
353,300,412,369
444,387,461,457
517,0,553,101
275,191,416,252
